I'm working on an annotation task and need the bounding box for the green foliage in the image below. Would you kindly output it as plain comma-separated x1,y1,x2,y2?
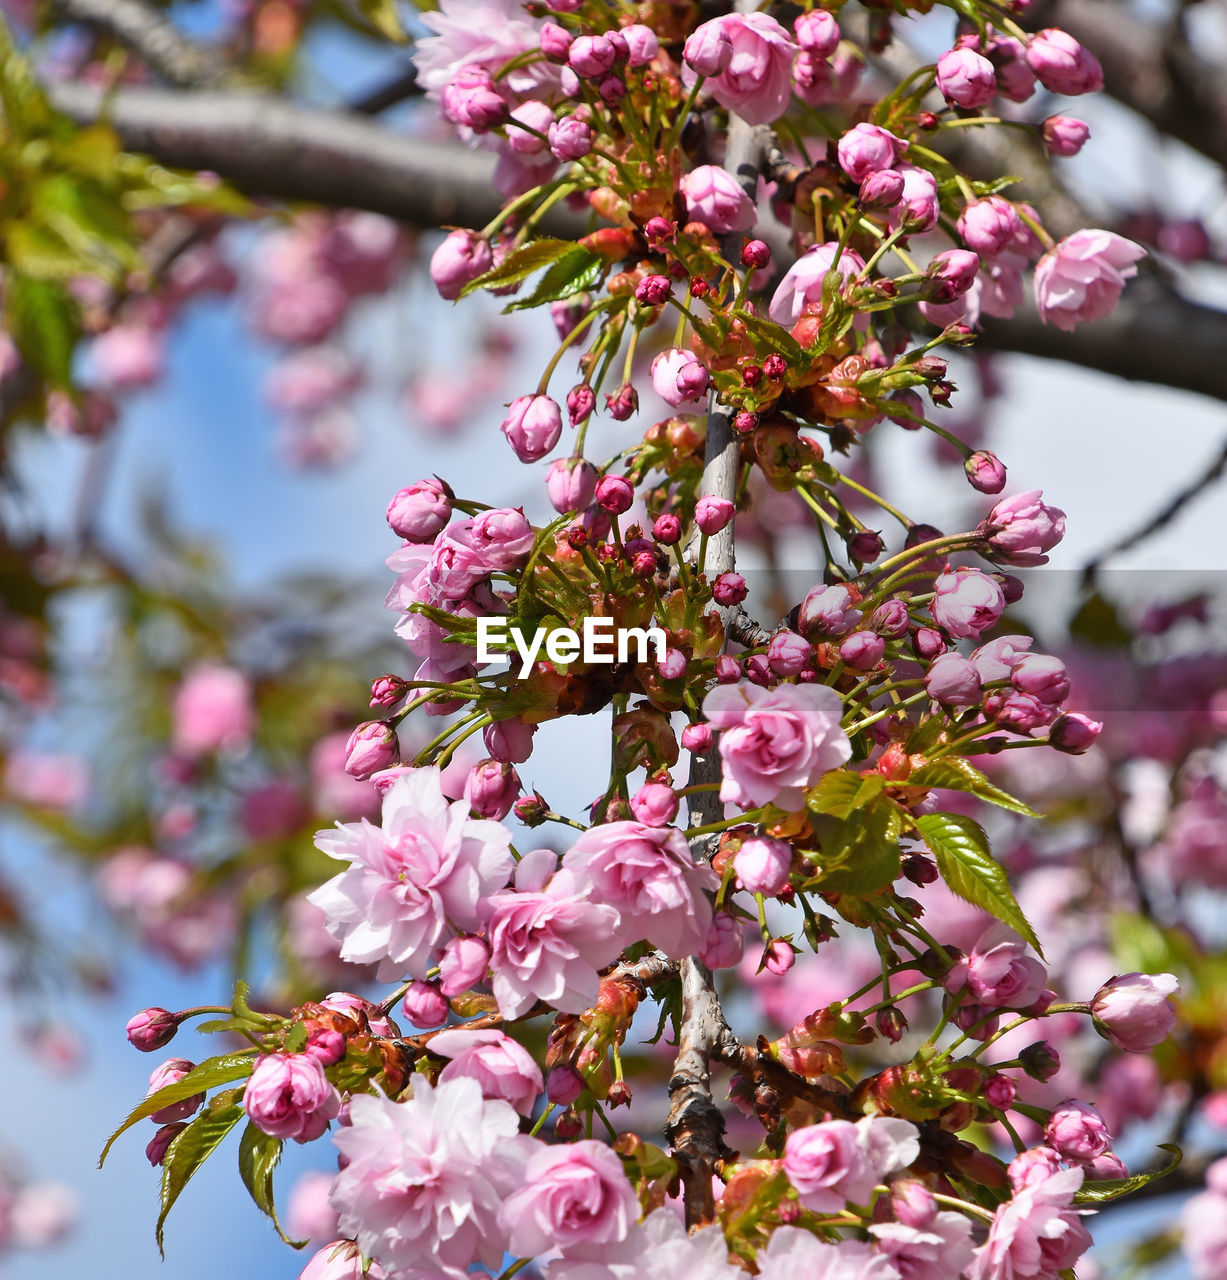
1073,1145,1182,1205
909,757,1039,817
506,245,606,311
806,794,903,896
156,1094,246,1253
238,1122,302,1245
460,238,580,297
915,812,1042,953
99,1052,257,1166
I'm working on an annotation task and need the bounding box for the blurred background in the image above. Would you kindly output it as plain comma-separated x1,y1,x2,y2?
0,1,1226,1277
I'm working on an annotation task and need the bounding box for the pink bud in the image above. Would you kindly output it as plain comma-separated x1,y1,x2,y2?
605,383,638,420
401,982,449,1029
925,652,982,706
369,674,407,708
484,717,536,764
1091,972,1179,1052
682,723,714,753
985,1074,1017,1110
763,939,795,975
343,721,398,780
700,912,745,969
712,573,747,606
566,383,595,425
734,836,792,896
794,10,839,58
546,1065,585,1105
936,47,996,108
840,632,885,670
849,531,884,565
635,274,671,306
767,630,811,677
548,114,592,161
1010,653,1070,705
695,496,735,535
569,33,618,79
1042,114,1090,156
386,477,453,541
505,100,555,155
1044,1100,1111,1164
872,600,910,638
958,197,1021,257
437,935,492,997
429,230,492,301
595,474,634,513
1047,712,1102,753
913,627,946,659
546,457,597,514
965,451,1007,494
1026,29,1103,97
714,655,741,683
892,1180,936,1228
925,249,980,303
539,21,572,61
146,1123,186,1167
859,169,905,209
741,239,772,269
463,758,521,820
147,1058,204,1124
126,1007,180,1052
652,513,681,545
441,67,507,130
629,782,679,827
683,21,733,76
501,394,563,463
623,24,659,66
657,648,687,680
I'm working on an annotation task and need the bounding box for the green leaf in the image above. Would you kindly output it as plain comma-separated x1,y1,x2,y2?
506,246,605,312
1074,1144,1181,1205
238,1122,301,1245
6,274,77,386
732,308,806,367
806,769,884,820
915,812,1042,955
908,758,1038,818
807,794,901,895
155,1100,245,1254
99,1052,256,1167
460,238,576,297
5,221,85,280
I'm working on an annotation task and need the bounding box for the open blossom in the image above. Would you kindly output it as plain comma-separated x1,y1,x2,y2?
414,0,551,101
562,821,719,958
982,489,1067,566
430,1027,543,1115
244,1053,340,1143
485,848,623,1018
870,1210,976,1280
1033,230,1145,330
769,243,866,326
498,1140,641,1261
308,766,513,980
703,682,851,811
760,1227,903,1280
967,1166,1092,1280
331,1077,530,1276
945,923,1047,1009
299,1241,386,1280
784,1116,920,1212
680,13,796,125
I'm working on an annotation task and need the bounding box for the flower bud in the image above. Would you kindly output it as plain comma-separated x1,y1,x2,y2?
147,1058,204,1124
634,274,671,306
695,496,735,535
849,531,884,565
463,758,521,820
344,721,398,780
429,230,492,301
369,674,408,708
126,1007,180,1053
859,169,905,210
965,450,1007,494
438,934,492,997
683,21,733,76
794,10,840,58
876,1005,908,1044
501,394,563,463
1026,29,1103,96
566,383,595,426
936,47,997,108
924,652,982,706
712,573,747,606
539,21,572,61
386,477,454,542
401,982,449,1029
901,853,939,886
514,791,550,826
741,239,772,270
714,655,741,684
629,782,679,827
682,723,714,753
441,67,507,130
925,249,981,304
913,627,947,660
1091,972,1179,1052
734,836,792,896
545,457,597,514
605,383,638,420
766,630,811,677
146,1123,186,1167
840,632,885,670
1019,1040,1061,1082
595,474,634,513
569,34,619,79
1048,712,1102,754
1042,114,1090,156
652,513,681,545
484,717,535,764
763,939,795,975
546,1065,584,1105
871,600,910,638
548,114,592,161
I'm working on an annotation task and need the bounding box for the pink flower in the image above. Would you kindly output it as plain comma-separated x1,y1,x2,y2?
437,933,492,995
679,165,755,234
1025,29,1103,96
836,123,907,183
244,1053,340,1143
498,1140,641,1260
172,665,254,758
702,682,851,811
761,1229,901,1279
563,821,718,958
967,1166,1092,1280
90,324,164,390
430,229,493,300
945,923,1047,1009
931,567,1005,639
344,721,399,780
126,1007,179,1052
1183,1171,1227,1280
769,243,866,326
1044,1100,1111,1164
386,478,453,542
958,197,1020,258
414,0,551,100
1090,972,1180,1052
681,13,796,125
501,394,563,462
3,751,89,810
629,782,679,827
1033,230,1145,330
430,1027,543,1115
485,849,623,1018
308,766,513,980
330,1077,529,1275
794,11,840,58
546,457,598,513
734,836,792,896
936,47,996,108
870,1210,976,1280
799,583,862,637
650,348,709,407
888,166,940,232
1042,115,1090,156
971,634,1034,684
982,489,1067,566
783,1116,919,1212
924,652,982,707
700,912,745,970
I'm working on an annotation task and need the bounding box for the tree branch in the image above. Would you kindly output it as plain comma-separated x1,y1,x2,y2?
51,0,230,88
